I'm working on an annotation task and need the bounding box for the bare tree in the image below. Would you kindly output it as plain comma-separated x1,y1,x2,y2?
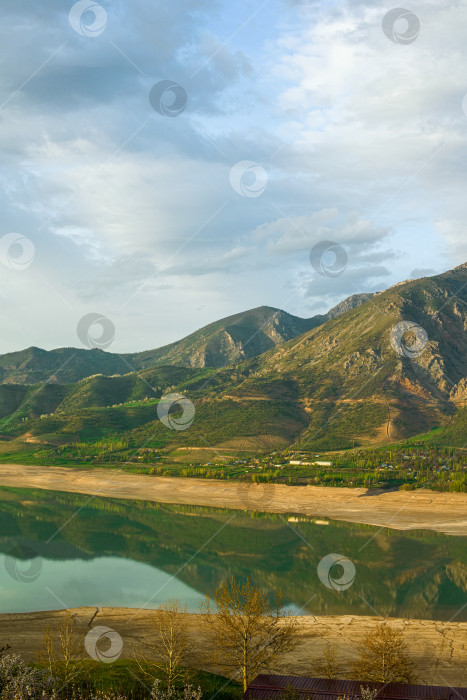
136,599,193,691
39,611,86,688
350,623,417,684
313,642,340,679
201,578,299,692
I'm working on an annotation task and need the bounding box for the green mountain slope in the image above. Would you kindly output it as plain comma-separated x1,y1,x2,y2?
129,297,374,370
213,263,467,449
0,347,130,386
0,296,373,385
0,266,465,455
128,306,317,370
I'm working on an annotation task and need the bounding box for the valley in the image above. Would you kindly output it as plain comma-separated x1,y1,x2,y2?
1,265,466,693
0,265,467,476
3,3,467,694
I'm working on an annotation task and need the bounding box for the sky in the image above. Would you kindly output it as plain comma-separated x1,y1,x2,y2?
0,0,466,354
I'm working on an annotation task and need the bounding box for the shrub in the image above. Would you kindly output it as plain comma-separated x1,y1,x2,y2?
150,680,202,700
0,653,54,699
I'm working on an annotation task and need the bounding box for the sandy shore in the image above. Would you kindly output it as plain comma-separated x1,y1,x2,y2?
1,607,466,687
0,464,466,535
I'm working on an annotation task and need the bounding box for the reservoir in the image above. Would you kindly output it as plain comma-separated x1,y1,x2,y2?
0,487,466,620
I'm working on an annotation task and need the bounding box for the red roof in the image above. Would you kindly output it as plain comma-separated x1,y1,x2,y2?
245,674,467,700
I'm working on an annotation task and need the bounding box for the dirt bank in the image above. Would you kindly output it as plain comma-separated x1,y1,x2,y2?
1,608,465,687
0,464,466,535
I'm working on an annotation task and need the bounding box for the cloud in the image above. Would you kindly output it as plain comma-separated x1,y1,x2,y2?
410,267,436,279
0,0,464,353
302,263,391,303
74,253,159,301
250,210,394,309
252,210,391,260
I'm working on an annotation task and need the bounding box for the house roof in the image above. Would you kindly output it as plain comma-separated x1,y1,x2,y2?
244,674,467,700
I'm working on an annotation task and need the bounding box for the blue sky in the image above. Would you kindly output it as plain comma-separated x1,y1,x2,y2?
0,0,465,353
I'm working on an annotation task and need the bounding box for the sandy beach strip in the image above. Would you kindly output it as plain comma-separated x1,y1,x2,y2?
1,607,466,687
0,464,466,535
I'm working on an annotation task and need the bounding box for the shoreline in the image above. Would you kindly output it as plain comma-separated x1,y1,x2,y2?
0,463,466,534
1,607,466,687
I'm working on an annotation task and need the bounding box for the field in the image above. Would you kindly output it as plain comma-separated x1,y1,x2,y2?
0,435,465,493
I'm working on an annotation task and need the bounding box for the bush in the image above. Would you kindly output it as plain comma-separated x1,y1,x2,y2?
0,653,54,699
150,680,202,700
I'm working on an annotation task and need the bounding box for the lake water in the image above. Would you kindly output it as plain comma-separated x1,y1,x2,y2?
0,486,466,620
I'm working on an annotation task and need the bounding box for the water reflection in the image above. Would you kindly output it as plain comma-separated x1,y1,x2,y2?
0,487,465,620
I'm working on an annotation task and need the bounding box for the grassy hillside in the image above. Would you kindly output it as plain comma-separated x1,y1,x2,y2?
0,347,130,385
0,266,465,484
0,307,317,384
0,297,374,385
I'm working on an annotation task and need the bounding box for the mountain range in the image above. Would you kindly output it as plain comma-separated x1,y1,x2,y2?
0,264,466,452
0,293,374,385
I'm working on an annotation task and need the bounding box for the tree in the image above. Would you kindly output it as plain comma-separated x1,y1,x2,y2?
39,610,86,689
350,623,417,684
313,642,340,679
136,599,193,691
200,578,299,692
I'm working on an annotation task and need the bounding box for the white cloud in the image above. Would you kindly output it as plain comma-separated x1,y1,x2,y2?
0,0,465,353
270,0,467,266
252,211,390,257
